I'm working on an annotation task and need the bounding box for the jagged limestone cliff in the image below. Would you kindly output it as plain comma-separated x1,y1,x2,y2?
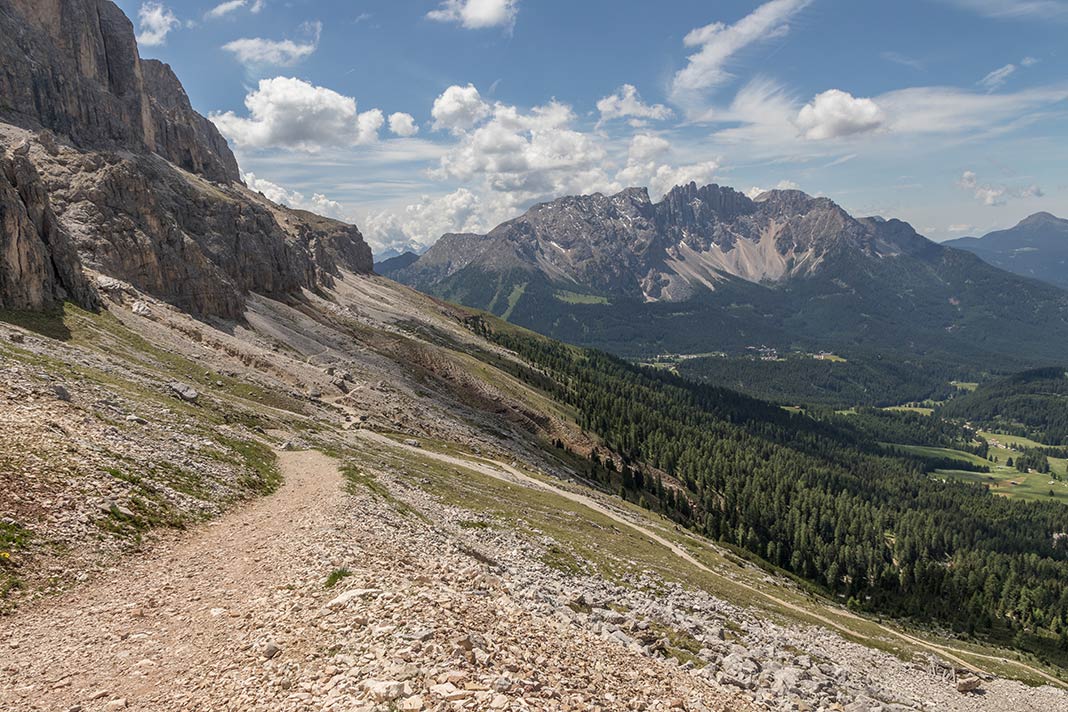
0,0,372,317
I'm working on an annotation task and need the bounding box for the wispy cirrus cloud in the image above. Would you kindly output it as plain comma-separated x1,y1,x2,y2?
669,0,813,113
940,0,1068,20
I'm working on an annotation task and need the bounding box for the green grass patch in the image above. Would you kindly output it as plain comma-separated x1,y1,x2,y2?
340,462,424,520
501,282,528,321
325,567,353,589
554,290,610,305
0,521,32,553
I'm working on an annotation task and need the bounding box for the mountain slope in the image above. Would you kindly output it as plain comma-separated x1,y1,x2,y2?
939,367,1068,446
396,184,1068,369
945,212,1068,290
0,0,372,317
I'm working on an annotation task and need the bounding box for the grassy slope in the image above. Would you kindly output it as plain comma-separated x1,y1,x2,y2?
350,432,1066,687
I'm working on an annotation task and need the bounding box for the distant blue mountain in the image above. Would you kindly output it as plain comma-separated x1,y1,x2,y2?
945,212,1068,290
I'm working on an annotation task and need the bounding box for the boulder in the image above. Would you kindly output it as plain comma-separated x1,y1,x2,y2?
168,382,199,402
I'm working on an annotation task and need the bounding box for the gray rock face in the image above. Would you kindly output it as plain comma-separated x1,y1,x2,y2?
0,0,373,317
0,0,237,183
0,141,96,310
398,182,927,302
141,59,240,184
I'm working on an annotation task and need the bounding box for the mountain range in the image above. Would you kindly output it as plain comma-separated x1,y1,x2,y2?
387,183,1068,369
4,1,1068,704
944,212,1068,290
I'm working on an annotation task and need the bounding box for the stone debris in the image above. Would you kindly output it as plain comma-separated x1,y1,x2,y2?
167,382,199,402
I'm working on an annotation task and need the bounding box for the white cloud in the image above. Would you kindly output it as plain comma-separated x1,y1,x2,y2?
427,0,519,30
207,0,245,18
979,63,1017,90
941,0,1068,20
362,189,485,251
669,0,812,111
431,84,491,133
211,77,387,151
388,113,420,137
616,134,720,199
223,22,321,67
244,172,349,220
876,84,1068,134
979,56,1041,90
947,223,975,233
648,162,721,199
795,89,886,140
881,52,925,71
745,180,801,198
357,109,385,144
432,98,613,201
709,79,1068,155
206,0,265,17
958,170,1043,206
596,85,673,126
136,2,180,46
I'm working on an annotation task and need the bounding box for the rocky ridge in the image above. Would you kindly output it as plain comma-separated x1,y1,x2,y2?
397,183,929,302
0,0,372,317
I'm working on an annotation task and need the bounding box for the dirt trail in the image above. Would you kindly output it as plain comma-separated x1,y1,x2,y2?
356,430,1066,689
0,449,342,711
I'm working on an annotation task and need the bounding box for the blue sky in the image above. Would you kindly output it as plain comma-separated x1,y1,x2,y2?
118,0,1068,255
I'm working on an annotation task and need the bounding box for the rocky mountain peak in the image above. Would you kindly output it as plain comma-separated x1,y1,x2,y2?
0,0,372,316
398,181,940,303
0,0,238,183
1018,211,1065,228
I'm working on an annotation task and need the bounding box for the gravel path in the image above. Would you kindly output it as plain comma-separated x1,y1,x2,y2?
0,449,341,711
0,447,751,712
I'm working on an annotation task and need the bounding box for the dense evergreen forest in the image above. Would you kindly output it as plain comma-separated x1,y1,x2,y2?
466,317,1068,659
938,368,1068,446
675,352,966,408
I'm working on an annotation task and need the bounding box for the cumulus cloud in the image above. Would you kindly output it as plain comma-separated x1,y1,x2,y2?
211,77,388,151
795,89,886,140
958,170,1043,206
388,112,420,137
616,134,720,199
362,189,486,252
670,0,812,110
223,22,321,67
431,84,491,133
432,98,612,200
427,0,519,30
596,85,673,126
745,180,801,198
137,2,180,46
244,172,349,220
